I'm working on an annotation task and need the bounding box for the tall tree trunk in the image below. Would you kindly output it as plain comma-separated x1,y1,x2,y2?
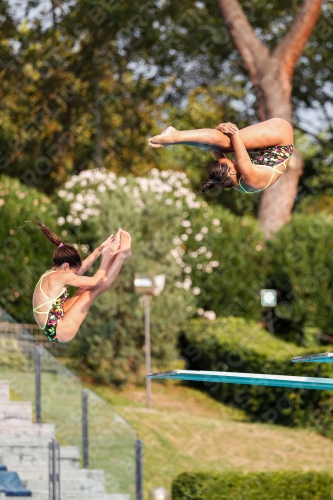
93,75,103,168
255,70,304,236
215,0,323,237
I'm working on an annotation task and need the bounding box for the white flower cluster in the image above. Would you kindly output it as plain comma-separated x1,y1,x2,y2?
57,168,219,320
57,168,202,228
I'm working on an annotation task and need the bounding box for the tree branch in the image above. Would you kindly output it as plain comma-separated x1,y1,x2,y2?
273,0,323,77
215,0,269,78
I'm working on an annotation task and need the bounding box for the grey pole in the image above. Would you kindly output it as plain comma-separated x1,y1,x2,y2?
35,346,42,424
48,439,60,500
82,389,89,468
144,294,151,409
267,307,274,334
135,440,143,500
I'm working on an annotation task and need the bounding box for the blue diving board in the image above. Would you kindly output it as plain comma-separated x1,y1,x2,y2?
0,471,31,496
0,466,7,471
148,369,333,390
292,352,333,363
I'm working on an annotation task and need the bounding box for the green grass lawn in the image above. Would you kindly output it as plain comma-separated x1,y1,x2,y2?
90,380,333,497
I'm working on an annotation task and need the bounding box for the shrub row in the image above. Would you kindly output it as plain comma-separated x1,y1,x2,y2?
180,317,333,435
172,471,333,500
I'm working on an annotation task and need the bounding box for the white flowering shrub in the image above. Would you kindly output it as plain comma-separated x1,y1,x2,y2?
56,168,265,384
57,168,201,385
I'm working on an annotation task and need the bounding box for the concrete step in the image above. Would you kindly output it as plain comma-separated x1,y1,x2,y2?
61,495,130,500
0,495,36,500
61,469,104,481
0,381,9,402
0,450,48,473
58,470,105,494
20,490,125,500
0,402,32,423
17,489,48,500
60,446,80,469
0,435,54,446
0,422,55,439
106,496,130,500
10,469,48,483
26,469,106,491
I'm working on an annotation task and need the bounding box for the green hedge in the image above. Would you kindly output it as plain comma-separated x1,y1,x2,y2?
172,472,333,500
264,213,333,337
182,204,265,321
181,317,333,434
0,175,59,323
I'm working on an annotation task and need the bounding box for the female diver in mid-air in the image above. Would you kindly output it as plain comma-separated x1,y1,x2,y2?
149,118,293,194
32,220,131,344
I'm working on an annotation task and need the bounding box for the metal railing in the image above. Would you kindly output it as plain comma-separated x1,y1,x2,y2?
0,313,138,498
48,439,60,500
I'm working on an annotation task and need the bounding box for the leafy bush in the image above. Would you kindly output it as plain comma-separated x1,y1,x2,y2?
181,317,333,433
58,169,198,385
172,471,333,500
57,168,267,384
180,204,265,320
264,213,333,338
0,175,59,322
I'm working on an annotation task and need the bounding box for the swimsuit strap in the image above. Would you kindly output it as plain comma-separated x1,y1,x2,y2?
36,270,56,300
238,160,287,194
33,270,57,314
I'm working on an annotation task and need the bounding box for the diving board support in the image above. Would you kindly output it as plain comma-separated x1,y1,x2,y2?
148,370,333,391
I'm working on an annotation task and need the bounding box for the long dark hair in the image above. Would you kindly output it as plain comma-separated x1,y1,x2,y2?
201,161,236,192
31,219,82,268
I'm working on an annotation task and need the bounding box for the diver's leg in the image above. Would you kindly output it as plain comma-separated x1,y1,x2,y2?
149,126,232,152
149,119,293,151
234,118,293,148
56,255,126,342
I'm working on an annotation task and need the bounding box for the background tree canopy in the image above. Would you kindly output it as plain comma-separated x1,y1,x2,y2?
2,0,332,205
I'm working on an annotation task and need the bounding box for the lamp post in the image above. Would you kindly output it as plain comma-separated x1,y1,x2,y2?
260,289,277,334
134,273,166,409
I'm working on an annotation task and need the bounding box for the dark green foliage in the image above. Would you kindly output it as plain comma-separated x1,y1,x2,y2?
0,175,59,322
182,204,265,320
181,317,333,434
263,214,333,337
172,471,333,500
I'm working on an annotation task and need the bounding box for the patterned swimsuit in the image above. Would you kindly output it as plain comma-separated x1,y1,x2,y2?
33,270,68,343
237,144,294,194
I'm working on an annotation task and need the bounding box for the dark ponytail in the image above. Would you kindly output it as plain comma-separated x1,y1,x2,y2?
31,219,82,269
201,161,236,193
201,180,215,193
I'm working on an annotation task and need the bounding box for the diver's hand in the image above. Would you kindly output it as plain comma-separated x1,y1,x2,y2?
101,229,121,257
216,122,239,136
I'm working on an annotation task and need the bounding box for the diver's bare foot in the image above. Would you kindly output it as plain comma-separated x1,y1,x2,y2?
149,126,179,148
118,230,132,260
